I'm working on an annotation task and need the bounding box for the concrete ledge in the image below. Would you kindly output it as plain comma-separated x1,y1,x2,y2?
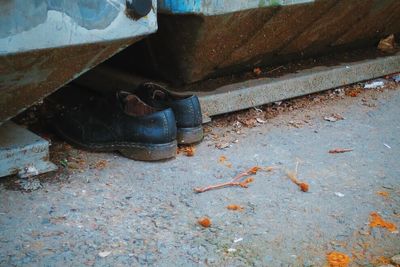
197,53,400,121
0,122,57,178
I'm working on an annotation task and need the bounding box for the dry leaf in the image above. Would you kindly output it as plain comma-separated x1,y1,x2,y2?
215,143,230,149
324,113,345,122
94,160,107,170
256,118,266,124
378,34,396,53
288,120,303,128
345,88,362,97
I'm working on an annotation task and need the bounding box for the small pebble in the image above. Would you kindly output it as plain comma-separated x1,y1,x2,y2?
98,251,111,258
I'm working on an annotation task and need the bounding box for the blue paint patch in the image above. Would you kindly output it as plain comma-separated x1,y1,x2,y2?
158,0,202,14
0,0,121,38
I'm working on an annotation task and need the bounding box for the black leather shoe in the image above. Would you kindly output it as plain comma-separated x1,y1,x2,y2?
48,86,177,161
132,82,203,144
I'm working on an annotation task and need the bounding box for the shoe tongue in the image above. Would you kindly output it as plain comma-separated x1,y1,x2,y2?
118,91,156,116
151,89,167,100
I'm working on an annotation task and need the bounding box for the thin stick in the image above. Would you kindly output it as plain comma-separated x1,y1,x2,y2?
268,65,284,73
231,167,259,182
286,161,309,192
329,148,353,154
194,181,241,193
194,167,260,194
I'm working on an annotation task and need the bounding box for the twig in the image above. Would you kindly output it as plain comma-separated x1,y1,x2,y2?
194,167,260,193
231,166,260,182
329,148,353,154
194,181,242,193
286,161,309,192
268,65,284,73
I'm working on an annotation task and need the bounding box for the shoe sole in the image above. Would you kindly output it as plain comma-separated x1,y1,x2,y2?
177,125,204,145
55,126,177,161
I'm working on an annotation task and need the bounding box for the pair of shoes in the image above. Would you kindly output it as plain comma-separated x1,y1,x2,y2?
48,83,202,161
133,82,203,144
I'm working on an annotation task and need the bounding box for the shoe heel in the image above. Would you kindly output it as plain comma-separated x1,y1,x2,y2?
119,140,177,161
177,125,203,144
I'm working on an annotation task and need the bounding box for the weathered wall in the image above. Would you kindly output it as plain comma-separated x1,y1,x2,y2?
125,0,400,84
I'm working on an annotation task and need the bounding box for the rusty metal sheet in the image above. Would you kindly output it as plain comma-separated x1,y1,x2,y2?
0,38,138,125
0,0,157,124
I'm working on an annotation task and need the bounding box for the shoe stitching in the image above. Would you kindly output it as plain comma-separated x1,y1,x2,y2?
162,111,169,139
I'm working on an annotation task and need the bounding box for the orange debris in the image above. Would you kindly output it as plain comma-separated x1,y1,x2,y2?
253,67,262,76
345,88,361,97
369,212,397,233
94,160,107,170
218,156,233,168
326,251,351,267
178,145,195,157
263,166,274,172
376,191,390,197
299,183,309,192
287,171,309,192
194,166,261,193
371,256,391,265
227,204,244,211
198,217,211,228
248,166,261,174
218,155,227,163
239,177,254,188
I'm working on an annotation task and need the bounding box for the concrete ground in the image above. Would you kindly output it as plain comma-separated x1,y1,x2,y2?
0,81,399,266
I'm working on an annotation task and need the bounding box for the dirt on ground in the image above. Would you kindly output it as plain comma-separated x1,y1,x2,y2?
1,75,400,266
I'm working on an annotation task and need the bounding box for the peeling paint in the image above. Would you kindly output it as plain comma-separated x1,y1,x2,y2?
0,0,157,54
